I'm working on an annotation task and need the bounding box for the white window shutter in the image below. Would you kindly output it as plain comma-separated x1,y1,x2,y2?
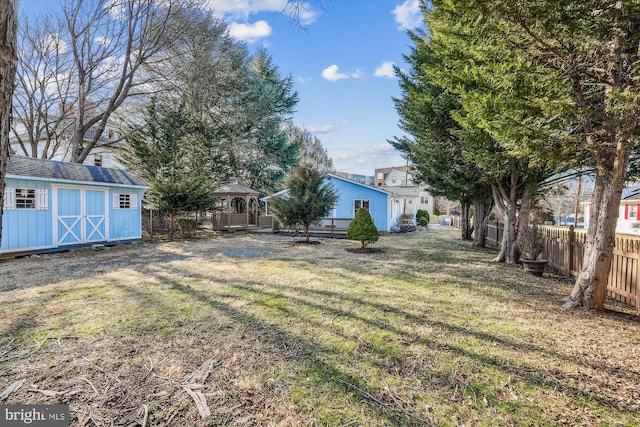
36,189,48,209
113,193,120,210
3,187,15,210
131,194,138,209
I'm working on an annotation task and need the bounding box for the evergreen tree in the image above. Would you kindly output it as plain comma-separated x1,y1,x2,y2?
427,0,640,310
347,208,379,249
119,98,227,239
270,164,338,242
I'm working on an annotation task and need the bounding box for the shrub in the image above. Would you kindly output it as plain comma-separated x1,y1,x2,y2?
417,216,429,226
416,209,430,225
347,208,380,248
177,218,198,238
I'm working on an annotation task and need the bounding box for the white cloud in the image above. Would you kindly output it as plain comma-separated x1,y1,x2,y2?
205,0,318,24
94,36,111,47
303,124,335,134
322,64,348,82
332,143,406,175
42,33,67,55
228,20,272,43
374,61,395,79
321,64,363,82
392,0,422,30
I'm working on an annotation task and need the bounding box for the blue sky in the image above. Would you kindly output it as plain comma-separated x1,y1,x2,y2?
18,0,424,176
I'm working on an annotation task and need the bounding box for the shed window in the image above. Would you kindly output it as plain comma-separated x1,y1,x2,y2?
354,199,370,216
113,193,138,210
3,188,48,210
16,189,36,209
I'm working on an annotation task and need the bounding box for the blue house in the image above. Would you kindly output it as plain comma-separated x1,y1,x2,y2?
324,174,392,231
1,156,148,256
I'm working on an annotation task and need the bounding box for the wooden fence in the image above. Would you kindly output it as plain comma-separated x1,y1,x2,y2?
486,222,639,310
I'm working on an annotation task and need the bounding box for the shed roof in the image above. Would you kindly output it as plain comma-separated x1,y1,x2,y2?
6,156,146,187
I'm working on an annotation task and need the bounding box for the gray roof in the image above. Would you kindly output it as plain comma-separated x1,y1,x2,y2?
6,156,147,187
213,179,259,196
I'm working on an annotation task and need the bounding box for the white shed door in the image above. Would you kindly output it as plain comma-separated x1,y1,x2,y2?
55,188,107,245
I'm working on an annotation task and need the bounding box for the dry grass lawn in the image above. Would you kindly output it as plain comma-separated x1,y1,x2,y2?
0,228,639,426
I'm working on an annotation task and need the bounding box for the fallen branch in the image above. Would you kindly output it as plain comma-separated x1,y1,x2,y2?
0,379,24,402
183,387,211,418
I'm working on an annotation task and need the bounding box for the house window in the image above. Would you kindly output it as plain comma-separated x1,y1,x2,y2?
354,199,370,216
392,176,397,184
113,193,138,210
16,189,36,209
94,154,103,167
420,196,429,204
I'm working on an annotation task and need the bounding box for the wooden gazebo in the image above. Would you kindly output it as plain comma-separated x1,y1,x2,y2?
211,178,260,231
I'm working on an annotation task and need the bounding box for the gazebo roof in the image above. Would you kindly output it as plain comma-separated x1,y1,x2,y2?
213,178,259,197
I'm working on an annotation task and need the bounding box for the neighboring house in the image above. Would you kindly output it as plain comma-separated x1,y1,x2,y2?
262,173,393,232
374,166,434,217
325,174,392,232
10,103,125,169
584,183,640,236
1,156,148,257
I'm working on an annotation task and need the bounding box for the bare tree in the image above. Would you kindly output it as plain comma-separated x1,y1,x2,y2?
59,0,197,163
0,0,18,244
12,13,73,159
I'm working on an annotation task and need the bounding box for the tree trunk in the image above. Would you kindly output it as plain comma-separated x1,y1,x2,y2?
460,201,472,240
0,0,18,245
169,210,176,240
472,199,493,248
564,153,629,310
491,176,521,264
515,183,533,257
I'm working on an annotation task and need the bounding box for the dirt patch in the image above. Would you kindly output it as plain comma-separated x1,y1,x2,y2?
345,247,384,254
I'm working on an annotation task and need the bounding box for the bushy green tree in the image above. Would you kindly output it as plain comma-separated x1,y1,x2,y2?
120,98,226,239
347,208,380,249
270,164,338,242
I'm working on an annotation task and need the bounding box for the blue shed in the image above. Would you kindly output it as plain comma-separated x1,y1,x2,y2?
1,156,148,256
324,174,391,232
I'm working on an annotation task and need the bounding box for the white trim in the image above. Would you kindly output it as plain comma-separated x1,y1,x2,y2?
36,189,48,209
52,185,109,246
0,244,57,254
3,187,15,210
6,174,148,190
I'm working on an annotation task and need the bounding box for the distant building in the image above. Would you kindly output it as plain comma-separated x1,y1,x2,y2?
374,166,434,217
333,171,374,186
10,102,124,169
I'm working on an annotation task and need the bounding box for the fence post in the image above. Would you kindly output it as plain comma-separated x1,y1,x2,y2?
569,225,575,275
